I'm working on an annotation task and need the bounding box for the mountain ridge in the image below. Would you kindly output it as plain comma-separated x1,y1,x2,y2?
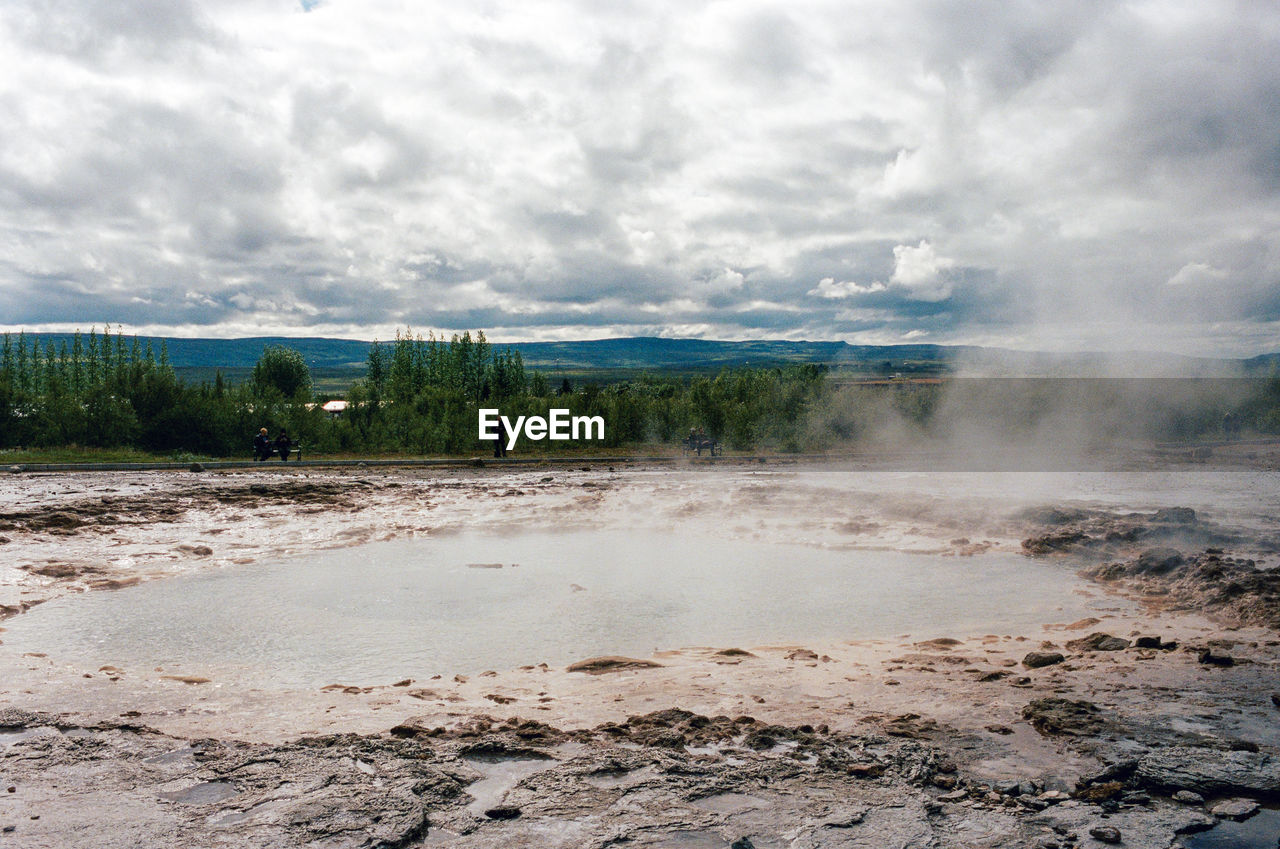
9,333,1275,376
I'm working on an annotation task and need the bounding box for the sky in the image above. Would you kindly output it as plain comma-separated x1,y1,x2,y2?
1,0,1278,355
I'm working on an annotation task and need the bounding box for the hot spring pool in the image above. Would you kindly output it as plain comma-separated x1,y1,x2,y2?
1,529,1125,688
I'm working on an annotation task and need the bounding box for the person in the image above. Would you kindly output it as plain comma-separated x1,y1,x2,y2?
274,430,292,462
253,428,272,461
493,418,509,458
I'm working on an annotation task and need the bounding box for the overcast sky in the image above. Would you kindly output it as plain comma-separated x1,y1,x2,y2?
1,0,1278,354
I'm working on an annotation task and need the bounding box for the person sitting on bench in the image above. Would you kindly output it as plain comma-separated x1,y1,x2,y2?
274,430,293,461
254,428,273,461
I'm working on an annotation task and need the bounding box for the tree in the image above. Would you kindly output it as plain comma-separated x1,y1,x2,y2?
250,345,312,400
529,370,549,398
366,341,387,393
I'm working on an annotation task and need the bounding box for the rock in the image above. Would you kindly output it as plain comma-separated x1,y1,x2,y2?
1152,507,1196,524
1022,698,1106,736
1077,757,1137,787
1135,746,1280,795
8,465,23,474
818,806,867,828
27,563,82,579
1209,798,1259,820
1131,547,1186,575
1023,651,1065,668
1133,635,1170,649
1076,781,1124,802
996,780,1023,796
1172,790,1204,805
730,839,756,849
1175,812,1217,834
1065,633,1131,652
566,656,662,674
1197,649,1234,667
1088,824,1122,843
845,763,884,778
189,462,205,472
937,789,967,802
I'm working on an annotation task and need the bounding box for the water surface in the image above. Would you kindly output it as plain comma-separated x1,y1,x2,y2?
3,529,1124,688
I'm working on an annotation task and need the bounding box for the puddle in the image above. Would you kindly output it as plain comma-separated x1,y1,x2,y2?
0,529,1130,687
1180,807,1280,849
462,754,558,816
143,746,196,765
0,726,59,746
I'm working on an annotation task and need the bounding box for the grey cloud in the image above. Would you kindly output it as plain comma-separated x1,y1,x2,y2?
0,0,1277,355
7,0,217,64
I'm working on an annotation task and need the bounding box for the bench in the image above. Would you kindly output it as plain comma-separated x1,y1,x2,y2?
253,445,303,462
681,436,721,457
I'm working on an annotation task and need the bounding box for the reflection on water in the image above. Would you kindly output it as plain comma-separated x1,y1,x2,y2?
1,529,1126,687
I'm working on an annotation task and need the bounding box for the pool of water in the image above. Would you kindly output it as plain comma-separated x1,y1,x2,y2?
0,529,1124,688
1180,807,1280,849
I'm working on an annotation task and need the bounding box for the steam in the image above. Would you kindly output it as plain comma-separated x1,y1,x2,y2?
804,348,1263,471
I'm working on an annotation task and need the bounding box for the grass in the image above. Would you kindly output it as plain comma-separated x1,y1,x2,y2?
0,446,216,465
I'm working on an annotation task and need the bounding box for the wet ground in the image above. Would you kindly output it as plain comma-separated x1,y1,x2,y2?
0,460,1278,847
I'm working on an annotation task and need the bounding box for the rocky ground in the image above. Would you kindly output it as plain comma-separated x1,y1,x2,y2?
0,461,1278,848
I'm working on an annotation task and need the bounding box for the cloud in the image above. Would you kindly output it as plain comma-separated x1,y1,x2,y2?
0,0,1277,355
808,278,887,299
1166,262,1226,288
890,241,956,301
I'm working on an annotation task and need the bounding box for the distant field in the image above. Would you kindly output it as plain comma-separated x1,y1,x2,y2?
176,360,947,396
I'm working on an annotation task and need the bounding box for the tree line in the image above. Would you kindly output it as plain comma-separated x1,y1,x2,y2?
0,327,831,457
2,327,1278,458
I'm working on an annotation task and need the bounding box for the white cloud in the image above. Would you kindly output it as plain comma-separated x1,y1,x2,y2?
890,241,955,301
808,277,887,299
1166,262,1226,288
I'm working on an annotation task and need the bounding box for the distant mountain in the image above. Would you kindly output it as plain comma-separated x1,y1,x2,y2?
15,334,372,370
12,332,1272,377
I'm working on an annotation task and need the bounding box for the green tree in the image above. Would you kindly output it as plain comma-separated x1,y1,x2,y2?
250,345,313,400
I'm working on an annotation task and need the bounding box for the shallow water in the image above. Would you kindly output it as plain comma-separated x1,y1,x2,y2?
1180,807,1280,849
1,528,1126,687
